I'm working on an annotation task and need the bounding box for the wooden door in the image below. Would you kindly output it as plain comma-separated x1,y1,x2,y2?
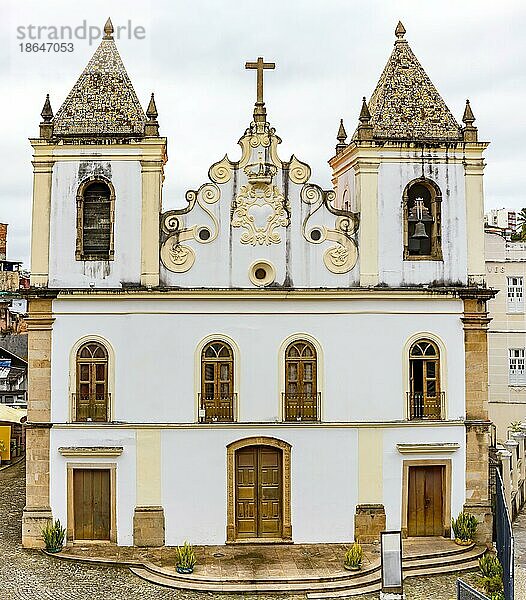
407,465,444,536
235,446,282,539
73,469,111,540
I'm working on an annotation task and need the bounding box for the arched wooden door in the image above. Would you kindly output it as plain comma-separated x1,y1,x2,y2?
235,445,282,539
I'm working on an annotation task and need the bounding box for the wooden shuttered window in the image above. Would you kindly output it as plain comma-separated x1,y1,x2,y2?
76,181,114,260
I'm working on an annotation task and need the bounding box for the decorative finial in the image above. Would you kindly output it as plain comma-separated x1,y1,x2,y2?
245,57,275,123
395,21,406,40
335,119,348,155
146,93,158,120
144,93,160,136
104,17,114,39
40,94,53,122
462,99,478,142
462,99,475,126
356,96,373,141
359,96,371,124
39,94,54,139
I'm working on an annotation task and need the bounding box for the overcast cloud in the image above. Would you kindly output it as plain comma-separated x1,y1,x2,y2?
1,0,525,267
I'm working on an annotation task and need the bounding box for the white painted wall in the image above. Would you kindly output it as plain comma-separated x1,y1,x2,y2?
50,296,465,424
49,423,465,545
48,159,142,288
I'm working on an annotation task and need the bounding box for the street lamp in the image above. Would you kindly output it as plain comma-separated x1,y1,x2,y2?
380,530,404,599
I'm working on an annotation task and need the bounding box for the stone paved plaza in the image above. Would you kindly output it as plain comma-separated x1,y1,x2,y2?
0,458,524,599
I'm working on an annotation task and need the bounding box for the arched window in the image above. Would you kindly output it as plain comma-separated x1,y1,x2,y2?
200,341,235,422
404,179,442,260
76,180,114,260
75,342,109,422
284,340,318,421
409,340,442,420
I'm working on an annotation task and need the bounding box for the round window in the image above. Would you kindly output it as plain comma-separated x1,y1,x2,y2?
249,261,276,287
310,228,322,242
197,227,211,241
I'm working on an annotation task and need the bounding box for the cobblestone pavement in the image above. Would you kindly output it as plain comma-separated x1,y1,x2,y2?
0,459,485,599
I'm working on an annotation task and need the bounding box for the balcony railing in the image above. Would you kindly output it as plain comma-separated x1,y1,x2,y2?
198,393,237,423
72,393,110,422
283,392,320,422
407,391,444,420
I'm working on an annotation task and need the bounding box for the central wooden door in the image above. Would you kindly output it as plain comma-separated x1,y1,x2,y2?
407,465,444,536
235,446,282,539
73,469,111,540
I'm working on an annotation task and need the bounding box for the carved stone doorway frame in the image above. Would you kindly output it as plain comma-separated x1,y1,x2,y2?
226,436,292,542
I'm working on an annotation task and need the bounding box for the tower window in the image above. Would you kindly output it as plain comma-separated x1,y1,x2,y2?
76,180,115,260
404,179,442,261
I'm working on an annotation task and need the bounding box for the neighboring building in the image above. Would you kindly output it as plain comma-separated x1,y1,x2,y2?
0,346,28,408
486,230,526,440
23,20,494,551
0,223,28,333
485,208,518,235
0,404,27,462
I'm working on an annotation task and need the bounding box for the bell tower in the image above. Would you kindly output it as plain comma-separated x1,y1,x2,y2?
29,17,167,290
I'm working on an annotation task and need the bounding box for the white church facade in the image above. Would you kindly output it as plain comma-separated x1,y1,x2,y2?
23,20,495,548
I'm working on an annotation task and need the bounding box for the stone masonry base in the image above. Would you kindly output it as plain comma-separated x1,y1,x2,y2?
22,507,53,548
354,503,386,543
133,506,165,547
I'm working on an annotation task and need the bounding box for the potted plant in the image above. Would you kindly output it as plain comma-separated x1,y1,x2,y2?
175,540,196,574
343,542,363,571
451,511,478,545
41,519,66,553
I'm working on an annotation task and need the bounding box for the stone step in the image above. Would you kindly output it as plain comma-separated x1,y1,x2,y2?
131,547,482,596
402,541,476,561
307,557,482,599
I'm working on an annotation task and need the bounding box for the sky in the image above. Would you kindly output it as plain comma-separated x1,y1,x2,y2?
1,0,525,267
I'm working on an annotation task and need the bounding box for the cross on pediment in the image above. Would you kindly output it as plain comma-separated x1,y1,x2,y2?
245,57,275,122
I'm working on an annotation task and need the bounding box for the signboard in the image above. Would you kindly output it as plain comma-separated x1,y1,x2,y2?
0,425,11,462
381,530,403,594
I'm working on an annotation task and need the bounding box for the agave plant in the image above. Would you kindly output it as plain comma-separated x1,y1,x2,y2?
479,552,503,578
344,542,363,571
451,511,478,543
175,540,197,573
41,519,66,552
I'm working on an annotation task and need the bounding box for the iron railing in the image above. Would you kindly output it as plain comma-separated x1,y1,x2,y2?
457,579,489,600
72,393,110,422
407,391,444,420
283,392,320,422
495,469,514,600
198,393,237,422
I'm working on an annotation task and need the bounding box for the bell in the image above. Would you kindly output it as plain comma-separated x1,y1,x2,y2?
412,221,428,239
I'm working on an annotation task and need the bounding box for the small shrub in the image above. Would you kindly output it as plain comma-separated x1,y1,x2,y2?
479,552,503,578
344,542,363,569
490,592,505,600
41,519,66,552
451,511,478,541
175,540,196,570
480,574,503,594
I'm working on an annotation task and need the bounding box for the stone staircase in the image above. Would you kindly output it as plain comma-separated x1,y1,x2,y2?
129,542,484,597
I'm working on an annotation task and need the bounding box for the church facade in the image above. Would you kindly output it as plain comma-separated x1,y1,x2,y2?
23,20,495,548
